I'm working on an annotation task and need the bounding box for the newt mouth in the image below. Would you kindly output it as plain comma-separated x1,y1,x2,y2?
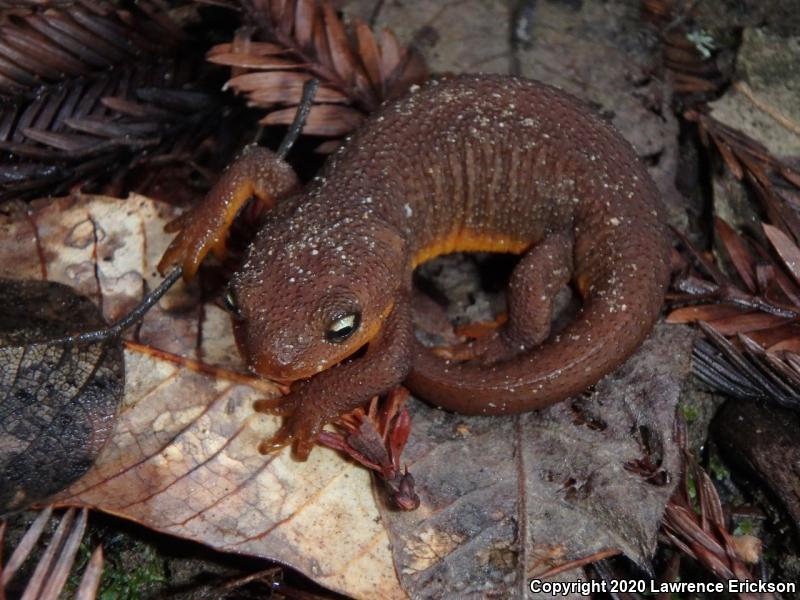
240,300,395,385
250,341,371,384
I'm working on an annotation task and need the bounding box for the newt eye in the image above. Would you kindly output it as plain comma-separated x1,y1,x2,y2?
325,312,361,343
221,288,241,318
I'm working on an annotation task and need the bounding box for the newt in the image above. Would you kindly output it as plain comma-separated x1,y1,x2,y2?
158,74,671,460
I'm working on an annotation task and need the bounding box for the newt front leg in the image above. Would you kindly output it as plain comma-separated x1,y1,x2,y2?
254,298,413,461
158,145,299,279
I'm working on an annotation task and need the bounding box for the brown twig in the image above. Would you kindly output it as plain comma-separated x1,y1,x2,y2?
734,81,800,138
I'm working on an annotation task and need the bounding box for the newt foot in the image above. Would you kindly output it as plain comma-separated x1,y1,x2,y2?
254,395,320,461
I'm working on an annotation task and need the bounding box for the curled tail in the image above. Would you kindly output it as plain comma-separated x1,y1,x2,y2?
405,223,670,415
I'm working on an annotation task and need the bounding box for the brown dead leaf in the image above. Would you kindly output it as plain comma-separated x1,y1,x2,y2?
215,0,428,137
0,279,124,514
380,323,688,598
0,1,696,596
666,304,746,324
0,193,402,599
697,311,793,336
764,223,800,287
716,217,757,292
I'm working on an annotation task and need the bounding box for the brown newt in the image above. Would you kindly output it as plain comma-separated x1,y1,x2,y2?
159,74,671,460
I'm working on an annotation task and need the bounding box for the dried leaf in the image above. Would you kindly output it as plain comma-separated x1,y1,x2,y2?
692,322,800,409
4,508,87,600
0,58,221,202
0,2,182,97
0,507,102,600
380,323,688,597
715,218,757,292
665,421,772,595
207,41,288,57
0,192,402,599
74,545,104,600
763,223,800,288
227,71,347,104
694,311,792,336
206,52,305,70
0,278,124,514
293,0,316,50
767,338,800,354
0,506,52,587
353,17,381,92
666,304,745,324
377,27,402,84
218,0,428,138
321,2,360,83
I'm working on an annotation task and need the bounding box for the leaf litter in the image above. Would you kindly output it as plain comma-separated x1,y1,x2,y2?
0,0,697,598
0,279,124,514
0,192,400,598
0,191,689,598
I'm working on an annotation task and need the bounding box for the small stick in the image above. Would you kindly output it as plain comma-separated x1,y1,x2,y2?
276,78,320,159
35,266,183,347
734,81,800,138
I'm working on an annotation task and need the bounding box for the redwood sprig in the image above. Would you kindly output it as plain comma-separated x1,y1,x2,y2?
0,507,104,600
318,387,420,510
0,0,186,99
661,423,770,600
0,1,225,202
687,109,800,240
209,0,429,139
668,219,800,409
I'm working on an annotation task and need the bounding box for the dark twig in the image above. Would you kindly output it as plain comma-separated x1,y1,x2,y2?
276,78,319,159
36,266,183,347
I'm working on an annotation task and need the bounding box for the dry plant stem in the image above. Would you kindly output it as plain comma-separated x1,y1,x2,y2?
74,546,103,600
0,506,52,587
36,508,87,600
124,340,287,394
662,423,771,600
37,266,183,347
246,2,376,111
317,389,419,509
2,508,94,600
671,227,800,318
18,508,78,600
693,323,800,408
221,566,282,592
734,81,800,137
533,548,622,580
276,77,320,158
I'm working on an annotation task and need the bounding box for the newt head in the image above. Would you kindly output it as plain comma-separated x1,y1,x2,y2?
225,207,407,383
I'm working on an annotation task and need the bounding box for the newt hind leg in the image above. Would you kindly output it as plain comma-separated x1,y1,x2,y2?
158,145,299,280
436,231,574,364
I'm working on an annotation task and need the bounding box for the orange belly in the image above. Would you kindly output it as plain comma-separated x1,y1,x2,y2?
412,230,530,267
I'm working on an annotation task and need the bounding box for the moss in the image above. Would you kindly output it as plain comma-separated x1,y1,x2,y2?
679,402,699,423
97,543,166,600
733,518,755,537
65,537,166,600
708,452,731,481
